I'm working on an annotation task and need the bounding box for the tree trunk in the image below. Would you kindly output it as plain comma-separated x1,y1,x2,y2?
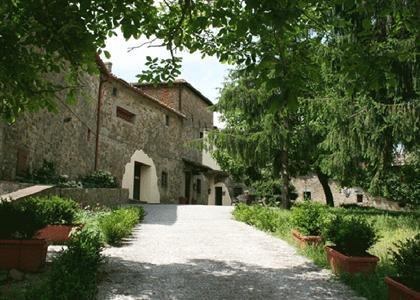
280,149,291,209
316,171,334,207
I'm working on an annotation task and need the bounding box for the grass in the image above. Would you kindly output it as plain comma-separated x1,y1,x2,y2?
233,203,420,300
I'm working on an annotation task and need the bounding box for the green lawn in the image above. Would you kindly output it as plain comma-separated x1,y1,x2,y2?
233,203,420,300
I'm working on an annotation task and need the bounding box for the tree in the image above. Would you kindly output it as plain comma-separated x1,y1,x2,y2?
2,0,418,206
0,0,172,122
312,1,419,203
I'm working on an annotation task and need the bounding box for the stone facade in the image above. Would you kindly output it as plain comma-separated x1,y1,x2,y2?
292,174,403,210
0,73,99,179
292,174,364,206
0,59,231,205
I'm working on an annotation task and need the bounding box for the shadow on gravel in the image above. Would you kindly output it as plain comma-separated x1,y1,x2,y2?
98,257,355,300
140,204,179,226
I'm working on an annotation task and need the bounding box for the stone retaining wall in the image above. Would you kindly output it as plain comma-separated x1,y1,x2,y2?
0,181,32,195
23,187,129,208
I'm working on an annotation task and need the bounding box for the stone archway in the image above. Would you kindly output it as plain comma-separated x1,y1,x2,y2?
122,150,160,203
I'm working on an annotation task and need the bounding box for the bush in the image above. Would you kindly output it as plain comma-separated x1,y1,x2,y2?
233,203,291,233
81,170,118,188
322,215,379,256
99,206,144,245
0,201,44,239
48,229,104,300
26,160,60,184
18,196,80,226
252,179,298,206
389,233,420,291
290,201,329,236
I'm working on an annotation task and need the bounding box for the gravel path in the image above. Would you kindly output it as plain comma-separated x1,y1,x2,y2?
97,205,364,300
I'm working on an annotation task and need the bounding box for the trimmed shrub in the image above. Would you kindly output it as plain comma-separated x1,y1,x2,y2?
290,201,329,236
322,215,379,256
0,201,44,239
389,233,420,291
48,229,104,300
81,170,118,188
99,206,144,245
18,196,79,226
233,203,291,233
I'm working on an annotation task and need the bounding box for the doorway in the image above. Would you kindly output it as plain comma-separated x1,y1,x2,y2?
215,186,223,206
133,162,141,201
185,172,191,204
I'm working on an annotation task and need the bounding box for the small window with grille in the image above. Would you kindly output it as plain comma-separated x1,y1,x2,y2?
161,171,168,188
116,106,135,123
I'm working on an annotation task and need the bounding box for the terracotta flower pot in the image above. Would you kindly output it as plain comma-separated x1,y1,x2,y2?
0,239,48,272
291,229,323,247
384,276,420,300
324,246,379,274
33,224,83,244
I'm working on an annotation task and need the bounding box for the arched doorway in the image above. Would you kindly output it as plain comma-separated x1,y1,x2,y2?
122,150,160,203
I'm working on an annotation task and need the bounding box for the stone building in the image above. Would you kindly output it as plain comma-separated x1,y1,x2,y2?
0,58,232,205
292,174,403,210
292,174,365,206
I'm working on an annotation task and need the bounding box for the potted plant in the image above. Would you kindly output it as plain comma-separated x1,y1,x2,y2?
0,201,47,272
322,215,379,274
385,234,420,300
290,201,326,247
26,196,82,243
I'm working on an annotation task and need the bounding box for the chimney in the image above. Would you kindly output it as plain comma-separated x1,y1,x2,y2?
104,62,112,73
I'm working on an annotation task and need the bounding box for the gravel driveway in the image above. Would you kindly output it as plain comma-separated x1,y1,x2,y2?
97,204,363,300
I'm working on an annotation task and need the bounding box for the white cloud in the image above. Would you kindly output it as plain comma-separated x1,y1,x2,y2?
103,31,231,128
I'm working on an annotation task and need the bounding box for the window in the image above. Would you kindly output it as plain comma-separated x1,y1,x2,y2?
161,171,168,188
165,114,170,126
87,129,91,141
357,194,363,203
199,131,204,139
196,179,201,194
116,106,135,123
303,191,311,200
112,87,118,96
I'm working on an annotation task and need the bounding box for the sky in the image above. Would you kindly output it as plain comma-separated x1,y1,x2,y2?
103,32,231,127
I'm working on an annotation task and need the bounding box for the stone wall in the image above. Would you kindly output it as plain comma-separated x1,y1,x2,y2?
292,174,364,206
292,174,405,210
97,79,186,203
0,73,99,180
0,64,221,205
0,181,32,196
18,187,129,208
180,86,213,163
140,85,181,111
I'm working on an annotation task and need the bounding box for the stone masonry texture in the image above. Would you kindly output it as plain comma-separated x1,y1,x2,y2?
0,63,215,205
